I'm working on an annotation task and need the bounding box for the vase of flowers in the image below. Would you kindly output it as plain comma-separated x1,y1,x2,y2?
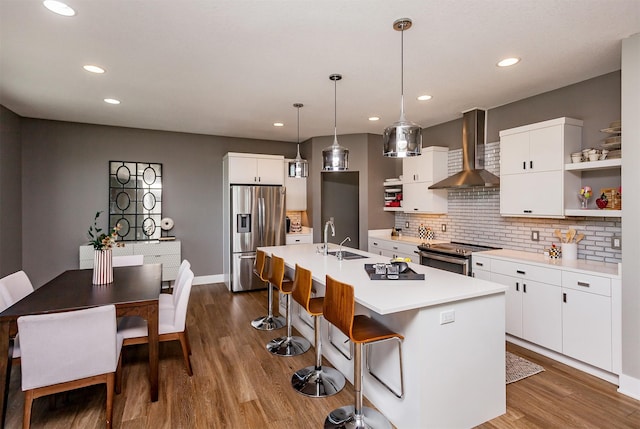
88,211,122,285
578,186,592,209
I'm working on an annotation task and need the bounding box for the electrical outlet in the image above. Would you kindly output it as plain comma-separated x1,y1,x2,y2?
405,221,410,228
439,310,455,325
531,231,539,241
441,224,447,232
611,237,622,249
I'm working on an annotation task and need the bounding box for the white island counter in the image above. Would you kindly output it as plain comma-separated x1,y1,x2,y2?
260,243,507,429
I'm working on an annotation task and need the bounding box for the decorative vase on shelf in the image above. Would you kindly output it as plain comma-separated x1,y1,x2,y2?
92,249,113,285
418,224,427,240
579,186,592,209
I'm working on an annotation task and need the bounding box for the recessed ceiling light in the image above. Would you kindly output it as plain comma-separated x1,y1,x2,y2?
497,57,520,67
273,122,284,127
83,65,105,74
368,116,380,121
43,1,76,17
417,95,432,101
104,98,120,105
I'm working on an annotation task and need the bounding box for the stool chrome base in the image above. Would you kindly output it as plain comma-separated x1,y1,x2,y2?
251,315,285,331
291,366,345,397
266,336,310,357
324,405,392,429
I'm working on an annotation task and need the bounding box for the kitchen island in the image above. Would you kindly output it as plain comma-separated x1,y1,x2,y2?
260,243,507,429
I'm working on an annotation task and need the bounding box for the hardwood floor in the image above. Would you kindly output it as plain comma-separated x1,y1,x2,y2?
4,282,639,428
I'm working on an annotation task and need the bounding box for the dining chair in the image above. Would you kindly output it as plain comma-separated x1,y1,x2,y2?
0,270,34,306
117,268,195,375
18,304,123,429
112,254,144,267
0,293,20,360
159,259,190,310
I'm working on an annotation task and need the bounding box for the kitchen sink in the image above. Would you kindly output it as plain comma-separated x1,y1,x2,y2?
327,250,369,260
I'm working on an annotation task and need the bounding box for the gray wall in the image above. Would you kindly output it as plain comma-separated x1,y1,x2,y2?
19,119,298,287
0,105,22,277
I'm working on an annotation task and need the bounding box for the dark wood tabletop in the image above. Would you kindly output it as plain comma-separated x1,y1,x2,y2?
0,264,162,428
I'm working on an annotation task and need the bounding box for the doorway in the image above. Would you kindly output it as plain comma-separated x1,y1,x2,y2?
321,172,359,248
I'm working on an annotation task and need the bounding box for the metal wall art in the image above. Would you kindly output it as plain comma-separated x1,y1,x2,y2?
109,161,162,241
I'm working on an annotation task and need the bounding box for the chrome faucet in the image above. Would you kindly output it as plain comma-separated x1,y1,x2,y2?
336,236,351,260
323,217,335,255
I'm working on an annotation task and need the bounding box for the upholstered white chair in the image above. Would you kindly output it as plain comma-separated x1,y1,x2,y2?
0,293,20,360
159,259,190,310
0,270,34,306
18,305,123,429
118,269,194,375
112,254,144,267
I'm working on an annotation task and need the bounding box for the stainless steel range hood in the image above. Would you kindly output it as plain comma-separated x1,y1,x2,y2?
429,109,500,189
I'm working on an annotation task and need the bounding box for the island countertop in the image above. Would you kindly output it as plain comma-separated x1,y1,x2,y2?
260,243,507,315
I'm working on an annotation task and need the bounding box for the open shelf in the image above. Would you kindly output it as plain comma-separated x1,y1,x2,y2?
565,209,621,218
565,158,621,171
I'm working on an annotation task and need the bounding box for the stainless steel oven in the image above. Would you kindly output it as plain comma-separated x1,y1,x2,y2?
417,242,499,276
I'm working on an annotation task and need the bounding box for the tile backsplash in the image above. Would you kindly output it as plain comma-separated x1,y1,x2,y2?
395,142,622,264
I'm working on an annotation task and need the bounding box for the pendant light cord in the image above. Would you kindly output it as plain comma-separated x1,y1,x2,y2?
296,105,301,158
400,23,405,120
333,77,338,145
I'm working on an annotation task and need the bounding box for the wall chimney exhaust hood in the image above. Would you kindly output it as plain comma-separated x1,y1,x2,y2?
428,109,500,189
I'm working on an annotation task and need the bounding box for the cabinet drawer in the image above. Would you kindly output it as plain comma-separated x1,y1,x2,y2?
472,255,491,272
491,259,561,285
143,253,180,268
133,241,180,256
286,234,313,245
562,271,611,296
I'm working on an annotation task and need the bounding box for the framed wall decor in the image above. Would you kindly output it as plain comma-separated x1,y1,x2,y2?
109,161,163,241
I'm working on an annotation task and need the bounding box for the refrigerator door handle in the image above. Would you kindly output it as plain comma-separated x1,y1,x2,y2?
259,196,265,246
239,255,256,260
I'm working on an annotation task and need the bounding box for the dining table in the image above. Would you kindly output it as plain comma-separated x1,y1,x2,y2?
0,263,162,428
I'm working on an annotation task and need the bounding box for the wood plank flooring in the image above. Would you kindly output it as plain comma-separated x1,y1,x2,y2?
4,282,639,428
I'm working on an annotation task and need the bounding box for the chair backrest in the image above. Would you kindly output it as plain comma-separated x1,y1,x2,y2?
171,269,194,332
112,254,144,267
171,259,192,307
291,264,313,311
323,275,355,340
18,304,120,391
0,270,34,306
267,255,286,291
254,250,267,282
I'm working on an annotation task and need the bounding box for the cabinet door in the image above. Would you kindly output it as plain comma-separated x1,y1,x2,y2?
227,156,257,184
500,171,563,217
529,125,563,172
491,273,522,337
256,158,284,185
522,280,562,352
563,289,612,371
402,156,423,183
472,269,491,280
403,182,448,213
500,132,530,175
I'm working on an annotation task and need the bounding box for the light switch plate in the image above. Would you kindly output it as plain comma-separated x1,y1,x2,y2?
531,231,539,241
611,237,621,249
405,221,410,228
441,224,447,232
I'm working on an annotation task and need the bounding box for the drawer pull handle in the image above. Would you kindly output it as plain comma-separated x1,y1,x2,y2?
523,210,532,213
563,293,567,303
373,242,378,245
393,246,398,250
475,262,484,267
577,281,590,287
515,282,519,292
523,283,527,293
523,161,526,170
516,270,526,275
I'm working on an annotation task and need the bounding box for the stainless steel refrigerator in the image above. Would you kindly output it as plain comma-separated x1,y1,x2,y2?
228,185,286,292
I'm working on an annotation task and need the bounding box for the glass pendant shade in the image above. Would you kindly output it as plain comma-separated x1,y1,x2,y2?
384,18,422,158
288,103,309,178
323,74,349,171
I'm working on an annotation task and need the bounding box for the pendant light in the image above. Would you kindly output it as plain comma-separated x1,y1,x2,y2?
322,74,349,171
288,103,309,178
383,18,422,158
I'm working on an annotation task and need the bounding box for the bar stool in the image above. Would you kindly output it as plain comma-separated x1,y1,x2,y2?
290,265,345,397
266,258,311,357
323,275,404,429
251,250,285,331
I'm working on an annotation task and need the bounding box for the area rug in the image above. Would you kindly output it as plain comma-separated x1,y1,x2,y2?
506,351,544,384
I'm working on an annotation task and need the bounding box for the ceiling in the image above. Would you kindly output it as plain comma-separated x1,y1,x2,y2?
1,1,639,143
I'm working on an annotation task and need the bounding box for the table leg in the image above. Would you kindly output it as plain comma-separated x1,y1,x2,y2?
147,302,159,402
0,322,10,429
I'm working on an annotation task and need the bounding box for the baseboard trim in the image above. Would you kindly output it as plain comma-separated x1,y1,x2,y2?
193,274,223,285
618,374,640,400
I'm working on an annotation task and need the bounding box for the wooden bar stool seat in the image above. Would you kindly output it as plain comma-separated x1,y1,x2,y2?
323,275,404,429
291,265,345,397
266,257,311,357
251,250,285,331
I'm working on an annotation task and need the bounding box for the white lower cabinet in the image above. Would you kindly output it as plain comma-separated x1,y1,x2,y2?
473,252,619,374
367,237,418,262
285,233,313,245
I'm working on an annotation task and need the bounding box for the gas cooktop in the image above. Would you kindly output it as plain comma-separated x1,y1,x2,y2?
417,241,500,257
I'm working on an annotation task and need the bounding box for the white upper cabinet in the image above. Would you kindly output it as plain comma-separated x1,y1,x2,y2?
225,153,284,185
499,118,582,218
284,159,307,211
402,146,449,213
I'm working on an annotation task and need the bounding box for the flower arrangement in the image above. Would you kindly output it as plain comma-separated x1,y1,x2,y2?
578,186,592,209
88,211,123,250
